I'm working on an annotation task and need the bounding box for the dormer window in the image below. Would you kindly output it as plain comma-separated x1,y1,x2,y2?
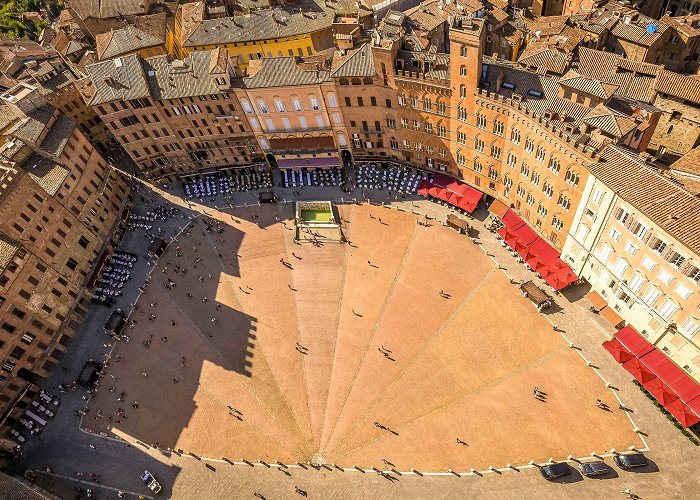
502,81,516,90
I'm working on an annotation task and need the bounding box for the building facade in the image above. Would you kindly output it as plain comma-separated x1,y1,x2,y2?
562,146,700,380
0,83,129,427
87,50,261,182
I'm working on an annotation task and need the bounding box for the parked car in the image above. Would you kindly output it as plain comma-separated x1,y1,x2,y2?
540,462,572,479
614,453,649,469
141,470,162,494
579,461,610,476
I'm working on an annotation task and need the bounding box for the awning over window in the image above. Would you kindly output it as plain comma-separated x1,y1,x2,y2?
495,209,578,291
600,306,625,328
587,291,608,311
417,177,483,214
277,157,340,169
488,199,509,218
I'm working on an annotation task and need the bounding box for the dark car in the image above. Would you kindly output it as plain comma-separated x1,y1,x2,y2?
614,453,649,469
579,461,610,476
540,462,572,479
105,309,126,335
77,360,103,389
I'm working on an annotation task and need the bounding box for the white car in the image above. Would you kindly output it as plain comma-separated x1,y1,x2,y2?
141,470,162,494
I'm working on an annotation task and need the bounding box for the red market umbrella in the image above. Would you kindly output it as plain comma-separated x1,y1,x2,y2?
664,398,700,428
643,377,679,406
622,357,657,384
602,339,634,364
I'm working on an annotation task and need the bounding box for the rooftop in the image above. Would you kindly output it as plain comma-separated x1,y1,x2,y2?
86,54,150,106
145,52,224,100
181,0,348,47
594,145,700,256
20,153,70,196
244,57,330,88
96,16,166,60
68,0,150,19
330,43,375,78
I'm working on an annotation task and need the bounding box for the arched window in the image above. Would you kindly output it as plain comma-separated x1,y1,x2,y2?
256,98,268,113
291,95,303,111
351,78,361,85
460,84,466,98
273,96,285,112
308,95,320,110
327,92,337,107
460,45,468,57
339,78,349,85
460,65,467,77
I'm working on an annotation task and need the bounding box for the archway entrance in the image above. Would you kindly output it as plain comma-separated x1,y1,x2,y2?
265,153,279,170
340,149,353,168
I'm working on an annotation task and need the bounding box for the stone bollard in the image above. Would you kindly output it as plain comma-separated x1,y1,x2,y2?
628,445,637,451
258,460,270,468
242,459,254,467
567,455,573,460
610,448,617,454
276,461,287,469
411,468,423,476
449,469,460,477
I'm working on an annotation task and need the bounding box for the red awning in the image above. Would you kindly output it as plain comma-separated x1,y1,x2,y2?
417,181,431,196
500,209,525,230
416,178,482,213
688,396,700,420
277,157,340,168
640,349,700,405
642,377,680,406
528,238,560,261
512,224,539,246
615,326,655,358
432,173,453,187
622,357,658,384
603,339,635,364
664,398,700,428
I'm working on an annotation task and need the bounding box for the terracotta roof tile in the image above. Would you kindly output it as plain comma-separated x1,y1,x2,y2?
594,145,700,256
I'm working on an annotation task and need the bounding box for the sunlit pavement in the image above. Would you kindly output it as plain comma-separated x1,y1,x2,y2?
11,177,700,499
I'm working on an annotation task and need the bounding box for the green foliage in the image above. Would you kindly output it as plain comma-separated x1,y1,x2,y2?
0,0,61,40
